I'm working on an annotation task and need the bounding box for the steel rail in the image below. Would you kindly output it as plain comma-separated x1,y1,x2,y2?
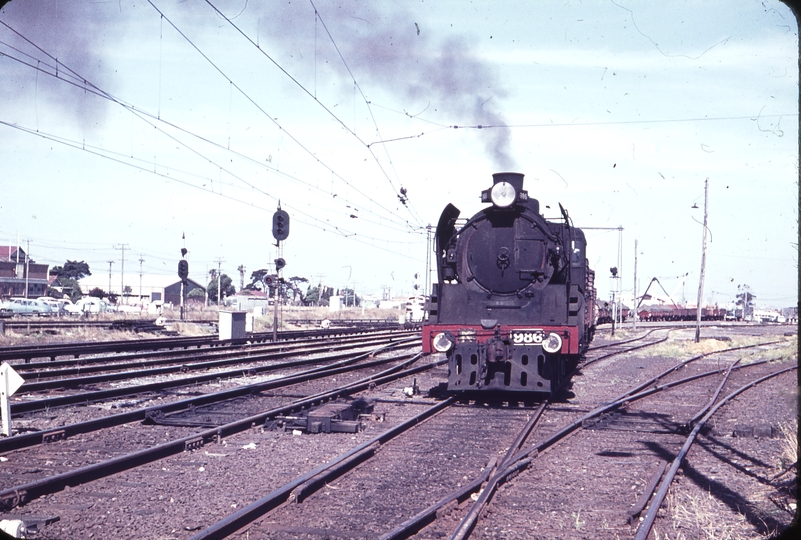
580,331,670,369
0,342,416,455
10,338,420,414
17,334,415,391
189,394,455,540
0,326,413,363
11,329,417,373
619,339,788,400
448,400,549,540
448,359,794,540
380,342,791,540
585,329,658,351
633,364,798,540
0,350,445,511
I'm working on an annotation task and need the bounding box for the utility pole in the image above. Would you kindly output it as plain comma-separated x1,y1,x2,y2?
633,239,638,330
695,178,709,343
617,226,623,326
24,240,30,298
114,244,130,304
107,260,115,299
138,255,145,306
214,258,225,306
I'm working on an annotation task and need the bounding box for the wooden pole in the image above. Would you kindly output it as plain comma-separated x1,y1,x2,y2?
695,178,709,343
633,239,638,330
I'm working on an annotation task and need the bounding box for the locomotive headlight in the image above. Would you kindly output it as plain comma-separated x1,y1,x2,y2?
490,181,517,208
432,332,455,352
541,332,563,354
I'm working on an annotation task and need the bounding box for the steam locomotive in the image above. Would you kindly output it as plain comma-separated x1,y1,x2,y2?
422,172,596,394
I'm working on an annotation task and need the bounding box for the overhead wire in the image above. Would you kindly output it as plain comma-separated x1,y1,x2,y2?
0,119,425,258
306,0,424,225
203,0,424,226
145,1,419,230
0,21,419,234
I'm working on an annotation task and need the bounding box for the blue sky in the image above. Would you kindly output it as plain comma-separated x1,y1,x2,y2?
0,0,797,307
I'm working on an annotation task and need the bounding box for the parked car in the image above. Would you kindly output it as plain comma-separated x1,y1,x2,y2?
75,297,113,314
0,298,53,316
36,297,62,314
58,298,81,315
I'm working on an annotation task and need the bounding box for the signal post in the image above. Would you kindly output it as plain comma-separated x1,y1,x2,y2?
272,205,290,341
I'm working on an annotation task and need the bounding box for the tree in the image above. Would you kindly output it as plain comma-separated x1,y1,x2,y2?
56,277,83,303
237,265,246,292
51,260,92,280
207,273,236,303
340,287,361,307
286,276,309,304
305,285,334,306
245,269,270,291
88,287,106,299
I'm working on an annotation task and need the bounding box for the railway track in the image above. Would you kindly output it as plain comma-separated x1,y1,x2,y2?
436,330,797,539
0,340,433,511
179,330,794,539
0,326,408,364
0,325,794,538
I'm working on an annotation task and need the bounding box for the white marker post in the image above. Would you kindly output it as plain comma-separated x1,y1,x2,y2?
1,362,25,437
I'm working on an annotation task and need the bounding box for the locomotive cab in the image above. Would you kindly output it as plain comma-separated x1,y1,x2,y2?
423,173,595,395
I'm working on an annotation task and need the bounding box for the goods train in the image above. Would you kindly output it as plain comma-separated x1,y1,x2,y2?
596,301,727,324
422,172,596,394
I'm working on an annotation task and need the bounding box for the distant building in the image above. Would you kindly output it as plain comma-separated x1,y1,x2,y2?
0,246,49,298
78,273,205,306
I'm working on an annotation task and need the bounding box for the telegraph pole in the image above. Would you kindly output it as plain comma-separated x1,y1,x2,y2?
138,255,145,306
214,258,225,306
695,179,709,343
633,239,638,330
24,240,30,298
107,260,115,295
114,243,130,304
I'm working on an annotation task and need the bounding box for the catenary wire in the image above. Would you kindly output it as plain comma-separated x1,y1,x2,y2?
0,22,418,233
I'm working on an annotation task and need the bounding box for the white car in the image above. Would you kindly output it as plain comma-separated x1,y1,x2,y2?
75,297,113,314
58,298,81,316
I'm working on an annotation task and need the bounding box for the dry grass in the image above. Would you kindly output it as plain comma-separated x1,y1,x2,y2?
652,488,774,540
0,326,149,347
168,322,214,336
638,332,796,363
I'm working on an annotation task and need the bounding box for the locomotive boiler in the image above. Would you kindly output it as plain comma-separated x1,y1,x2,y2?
422,172,596,394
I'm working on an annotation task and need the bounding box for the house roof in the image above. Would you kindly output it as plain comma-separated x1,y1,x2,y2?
0,246,26,262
